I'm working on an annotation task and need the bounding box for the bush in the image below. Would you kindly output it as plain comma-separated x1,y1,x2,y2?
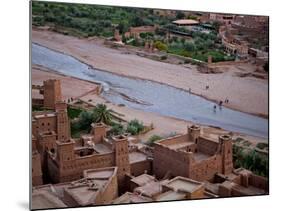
67,107,83,119
110,123,125,135
154,41,168,51
256,142,268,150
126,119,144,135
160,55,167,60
233,146,269,177
147,135,163,146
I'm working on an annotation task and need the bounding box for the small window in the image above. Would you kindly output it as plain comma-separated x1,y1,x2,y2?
41,123,44,126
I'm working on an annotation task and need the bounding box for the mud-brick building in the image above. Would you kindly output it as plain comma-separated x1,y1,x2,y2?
32,167,118,210
153,125,233,182
32,79,62,109
47,123,152,190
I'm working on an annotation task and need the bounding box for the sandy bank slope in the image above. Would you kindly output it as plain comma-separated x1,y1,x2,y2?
31,66,267,144
32,29,268,117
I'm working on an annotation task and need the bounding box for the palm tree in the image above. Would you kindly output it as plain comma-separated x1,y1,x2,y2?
92,104,114,125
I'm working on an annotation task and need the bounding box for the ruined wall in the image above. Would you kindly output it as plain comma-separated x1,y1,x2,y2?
130,159,152,177
197,137,219,155
153,144,190,179
190,155,222,182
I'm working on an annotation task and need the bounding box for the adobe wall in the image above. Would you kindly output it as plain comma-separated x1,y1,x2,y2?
32,98,44,106
47,154,60,183
43,80,62,109
157,134,188,146
37,132,57,154
95,171,119,205
249,174,269,191
58,153,115,183
189,185,205,199
153,144,190,179
32,152,43,186
33,115,57,138
190,155,222,182
130,159,152,177
197,137,219,155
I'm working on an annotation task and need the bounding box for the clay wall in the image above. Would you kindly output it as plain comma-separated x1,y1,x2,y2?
130,159,152,177
190,155,222,181
153,144,191,179
32,98,44,106
249,174,269,191
189,185,205,199
96,171,119,204
58,153,115,183
157,134,188,146
197,137,219,155
33,115,57,138
32,152,43,186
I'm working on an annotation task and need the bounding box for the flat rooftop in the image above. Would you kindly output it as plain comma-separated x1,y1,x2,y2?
84,167,116,179
34,113,56,119
134,181,164,198
193,152,210,161
65,185,99,206
130,174,155,187
129,151,147,163
232,184,267,195
173,19,199,25
113,192,152,204
32,190,67,210
93,143,112,154
156,190,186,201
165,177,203,193
167,141,194,150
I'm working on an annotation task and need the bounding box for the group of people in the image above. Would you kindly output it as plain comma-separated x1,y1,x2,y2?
213,98,230,112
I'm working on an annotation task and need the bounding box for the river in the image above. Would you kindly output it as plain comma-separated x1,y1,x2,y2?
31,43,268,139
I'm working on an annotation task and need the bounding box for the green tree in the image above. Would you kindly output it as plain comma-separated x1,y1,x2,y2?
176,11,185,19
92,104,114,125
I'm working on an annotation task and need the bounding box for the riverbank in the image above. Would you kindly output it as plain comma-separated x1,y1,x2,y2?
32,28,268,118
31,66,268,145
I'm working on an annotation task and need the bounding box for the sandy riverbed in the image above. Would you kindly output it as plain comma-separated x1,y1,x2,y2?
32,28,268,117
31,66,267,144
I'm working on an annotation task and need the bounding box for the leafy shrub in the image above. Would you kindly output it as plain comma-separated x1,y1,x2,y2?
154,41,168,51
126,119,144,135
160,55,167,60
147,135,163,146
110,123,125,135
